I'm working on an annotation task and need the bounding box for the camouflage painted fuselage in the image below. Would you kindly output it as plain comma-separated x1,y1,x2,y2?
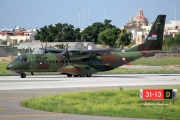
7,51,146,75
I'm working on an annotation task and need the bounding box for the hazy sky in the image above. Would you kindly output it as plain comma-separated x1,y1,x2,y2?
0,0,180,29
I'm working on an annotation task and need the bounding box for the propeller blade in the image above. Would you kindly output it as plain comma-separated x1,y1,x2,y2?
40,41,45,53
45,42,47,53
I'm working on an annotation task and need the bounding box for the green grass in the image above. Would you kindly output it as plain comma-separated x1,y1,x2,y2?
21,88,180,119
0,62,11,75
99,68,180,74
131,57,180,66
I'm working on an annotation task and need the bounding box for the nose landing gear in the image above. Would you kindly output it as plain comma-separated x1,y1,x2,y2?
21,73,26,78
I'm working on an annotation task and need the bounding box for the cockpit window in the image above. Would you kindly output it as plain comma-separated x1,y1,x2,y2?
14,57,20,61
20,58,28,62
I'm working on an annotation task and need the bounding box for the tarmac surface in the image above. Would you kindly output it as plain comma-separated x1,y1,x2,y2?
0,74,180,120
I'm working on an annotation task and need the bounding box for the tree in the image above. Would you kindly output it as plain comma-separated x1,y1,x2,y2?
54,43,68,49
163,36,175,53
98,28,119,48
0,40,7,45
74,28,81,42
81,19,117,43
117,29,132,49
17,47,35,54
174,33,180,53
34,23,78,42
128,40,136,48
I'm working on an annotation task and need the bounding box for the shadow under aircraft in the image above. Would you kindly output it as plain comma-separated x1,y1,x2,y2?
6,15,166,78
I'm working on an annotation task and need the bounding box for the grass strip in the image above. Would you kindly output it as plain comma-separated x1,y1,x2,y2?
131,57,180,66
98,68,180,74
21,88,180,119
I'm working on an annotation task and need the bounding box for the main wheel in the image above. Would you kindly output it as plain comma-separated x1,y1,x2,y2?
67,74,72,77
74,75,78,77
21,73,26,78
79,74,85,77
86,74,92,77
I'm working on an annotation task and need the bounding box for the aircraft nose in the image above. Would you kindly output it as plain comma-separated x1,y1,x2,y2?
6,65,9,70
6,64,15,71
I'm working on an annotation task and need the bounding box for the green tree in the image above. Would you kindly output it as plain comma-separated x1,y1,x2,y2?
163,36,175,53
0,40,7,45
34,23,78,42
174,33,180,53
74,28,81,42
98,28,119,47
55,43,68,49
4,44,15,56
17,47,35,54
117,29,132,49
128,40,136,48
81,19,117,44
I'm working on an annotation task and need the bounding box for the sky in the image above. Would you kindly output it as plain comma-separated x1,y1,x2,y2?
0,0,180,30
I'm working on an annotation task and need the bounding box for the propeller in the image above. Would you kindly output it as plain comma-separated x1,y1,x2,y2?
40,41,48,54
61,43,70,66
45,42,47,53
40,40,45,53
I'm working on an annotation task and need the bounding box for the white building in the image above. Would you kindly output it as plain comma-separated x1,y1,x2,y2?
164,20,180,37
0,26,37,44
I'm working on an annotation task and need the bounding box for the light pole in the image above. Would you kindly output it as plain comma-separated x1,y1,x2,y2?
26,30,30,54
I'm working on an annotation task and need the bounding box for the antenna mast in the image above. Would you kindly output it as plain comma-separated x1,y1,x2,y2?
175,5,176,27
105,3,106,19
84,11,85,28
88,11,90,26
79,8,81,28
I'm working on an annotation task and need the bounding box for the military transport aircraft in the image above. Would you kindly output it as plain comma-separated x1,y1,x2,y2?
6,15,166,78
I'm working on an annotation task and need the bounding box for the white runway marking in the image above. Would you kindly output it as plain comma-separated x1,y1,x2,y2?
0,74,180,90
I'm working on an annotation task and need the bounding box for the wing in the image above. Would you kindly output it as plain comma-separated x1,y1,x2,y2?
40,48,64,53
58,48,114,75
61,48,114,60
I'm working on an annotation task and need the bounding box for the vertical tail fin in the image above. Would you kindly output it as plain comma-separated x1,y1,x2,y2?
125,15,166,52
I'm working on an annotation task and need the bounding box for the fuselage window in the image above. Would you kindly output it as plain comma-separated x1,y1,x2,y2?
56,61,58,63
49,61,51,63
52,61,54,63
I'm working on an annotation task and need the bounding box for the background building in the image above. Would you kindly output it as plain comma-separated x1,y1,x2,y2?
164,20,180,37
121,9,180,45
121,9,150,45
0,26,37,45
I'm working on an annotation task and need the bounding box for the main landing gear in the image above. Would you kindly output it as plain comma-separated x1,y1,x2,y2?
67,74,92,77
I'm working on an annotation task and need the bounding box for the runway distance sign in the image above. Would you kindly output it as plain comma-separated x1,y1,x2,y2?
140,89,177,100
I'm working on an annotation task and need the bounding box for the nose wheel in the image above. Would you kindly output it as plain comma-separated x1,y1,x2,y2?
21,73,26,78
